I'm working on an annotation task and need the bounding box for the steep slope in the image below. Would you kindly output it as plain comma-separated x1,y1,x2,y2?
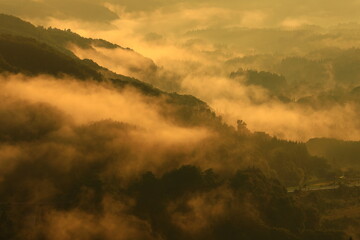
0,34,102,79
0,13,119,56
0,13,158,79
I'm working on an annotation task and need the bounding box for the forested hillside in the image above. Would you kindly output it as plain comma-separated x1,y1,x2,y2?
0,13,358,240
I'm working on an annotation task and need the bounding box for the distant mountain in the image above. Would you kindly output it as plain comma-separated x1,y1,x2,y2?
0,14,120,56
230,68,288,97
0,34,102,80
307,138,360,170
0,13,158,81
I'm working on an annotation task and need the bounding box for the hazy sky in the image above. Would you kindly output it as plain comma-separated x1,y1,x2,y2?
2,0,360,26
